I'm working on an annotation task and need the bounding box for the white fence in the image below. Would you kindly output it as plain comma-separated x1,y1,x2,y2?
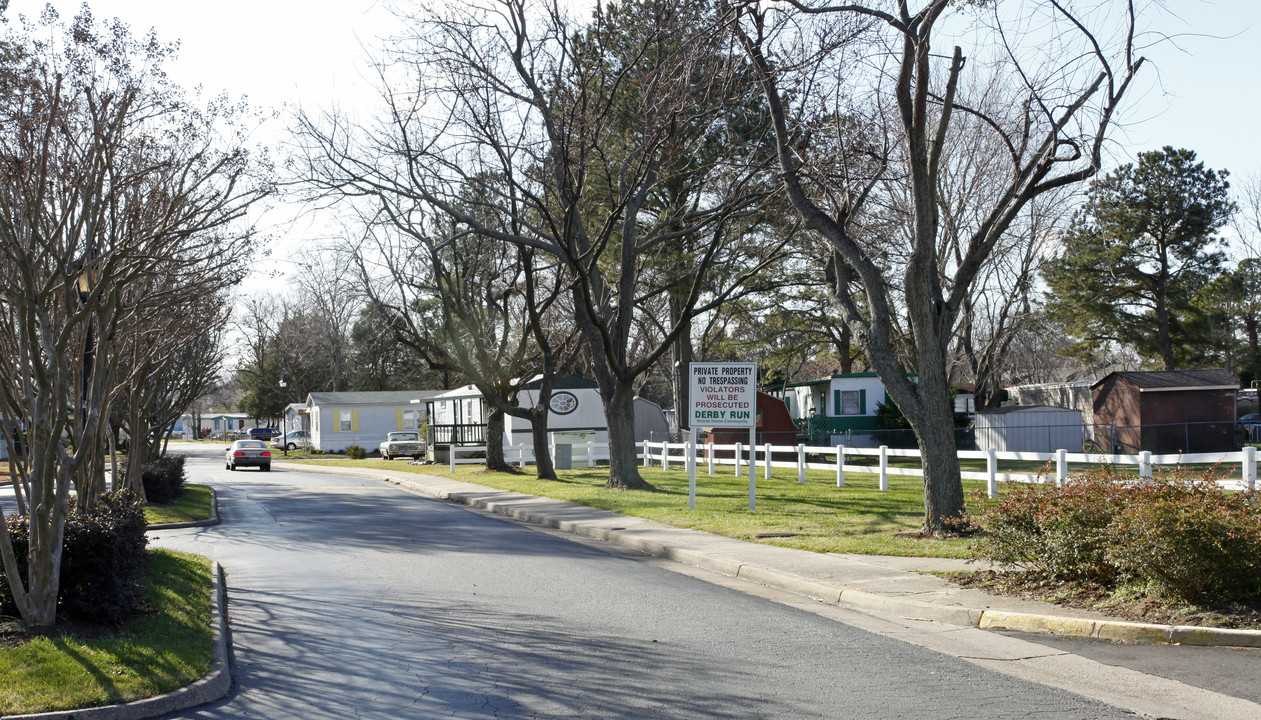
638,440,1259,497
448,439,1259,496
449,441,609,471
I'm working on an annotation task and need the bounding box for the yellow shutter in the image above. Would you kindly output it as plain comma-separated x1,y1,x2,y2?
352,410,359,432
396,408,403,430
328,409,337,432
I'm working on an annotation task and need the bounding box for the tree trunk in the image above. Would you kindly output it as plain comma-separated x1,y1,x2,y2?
1244,316,1260,381
909,402,965,534
484,405,510,472
25,497,66,626
602,383,654,490
670,294,692,431
529,407,558,481
838,324,853,374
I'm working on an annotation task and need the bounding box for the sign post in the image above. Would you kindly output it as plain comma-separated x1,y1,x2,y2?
688,362,757,511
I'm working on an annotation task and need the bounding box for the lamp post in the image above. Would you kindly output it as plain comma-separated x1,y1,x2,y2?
279,379,288,457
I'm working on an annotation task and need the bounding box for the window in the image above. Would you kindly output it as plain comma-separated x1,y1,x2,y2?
841,391,860,415
834,389,866,415
401,409,417,429
339,410,353,432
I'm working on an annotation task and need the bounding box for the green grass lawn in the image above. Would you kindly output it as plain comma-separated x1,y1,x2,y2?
291,457,995,558
0,549,214,715
144,484,214,525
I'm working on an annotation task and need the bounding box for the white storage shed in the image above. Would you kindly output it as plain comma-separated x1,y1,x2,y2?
973,405,1084,454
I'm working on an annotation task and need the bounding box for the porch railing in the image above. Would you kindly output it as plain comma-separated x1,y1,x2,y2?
428,423,486,445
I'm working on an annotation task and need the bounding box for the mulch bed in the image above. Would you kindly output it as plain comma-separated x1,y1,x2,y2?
948,570,1261,631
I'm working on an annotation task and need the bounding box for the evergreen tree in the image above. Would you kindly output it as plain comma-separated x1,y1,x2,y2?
1043,147,1234,370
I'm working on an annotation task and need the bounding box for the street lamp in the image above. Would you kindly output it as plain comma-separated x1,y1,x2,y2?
279,379,289,457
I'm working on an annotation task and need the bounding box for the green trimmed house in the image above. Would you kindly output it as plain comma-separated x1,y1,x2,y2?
775,372,898,446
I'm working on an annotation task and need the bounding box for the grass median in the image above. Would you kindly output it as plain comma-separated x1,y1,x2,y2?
0,549,215,715
144,483,214,526
289,457,990,558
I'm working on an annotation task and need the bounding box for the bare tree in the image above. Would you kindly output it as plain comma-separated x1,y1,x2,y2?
114,290,235,499
290,245,360,392
730,0,1146,532
296,0,784,489
0,10,268,626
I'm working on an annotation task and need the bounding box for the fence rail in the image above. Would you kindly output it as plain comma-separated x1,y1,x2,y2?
637,439,1258,497
449,440,610,471
448,438,1258,497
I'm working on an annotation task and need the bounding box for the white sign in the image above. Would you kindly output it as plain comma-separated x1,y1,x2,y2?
689,362,757,428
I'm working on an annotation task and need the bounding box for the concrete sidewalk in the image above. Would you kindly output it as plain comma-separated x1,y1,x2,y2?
278,462,1261,650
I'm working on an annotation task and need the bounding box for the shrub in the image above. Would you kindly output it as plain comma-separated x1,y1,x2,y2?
965,467,1261,604
142,454,187,504
0,492,149,623
965,469,1126,585
346,445,367,460
1107,474,1261,603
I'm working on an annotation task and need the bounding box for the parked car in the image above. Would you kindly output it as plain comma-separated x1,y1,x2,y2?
1240,413,1261,444
272,430,309,450
226,440,272,471
248,427,280,440
380,431,425,460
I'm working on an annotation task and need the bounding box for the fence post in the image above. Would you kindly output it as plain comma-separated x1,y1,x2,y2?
449,445,456,473
986,447,998,498
735,442,742,475
1244,446,1257,491
587,440,595,468
797,444,806,483
662,441,670,471
764,442,772,479
879,445,889,491
643,439,649,467
836,445,845,488
1056,448,1067,487
1139,450,1152,481
707,441,714,475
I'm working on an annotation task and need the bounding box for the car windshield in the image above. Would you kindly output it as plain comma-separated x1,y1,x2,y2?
237,441,265,449
393,433,419,441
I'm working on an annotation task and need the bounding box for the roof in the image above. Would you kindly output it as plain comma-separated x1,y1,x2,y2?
1007,380,1095,391
976,405,1080,415
1091,369,1239,392
307,390,446,406
431,384,483,400
522,376,599,390
775,371,918,389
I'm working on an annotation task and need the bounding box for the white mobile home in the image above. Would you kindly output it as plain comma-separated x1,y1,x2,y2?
180,412,251,440
425,377,670,461
308,390,444,453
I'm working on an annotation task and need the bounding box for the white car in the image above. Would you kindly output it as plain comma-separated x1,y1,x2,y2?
380,431,425,460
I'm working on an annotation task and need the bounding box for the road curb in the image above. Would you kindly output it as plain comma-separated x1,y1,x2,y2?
147,486,221,530
281,462,1261,650
2,562,232,720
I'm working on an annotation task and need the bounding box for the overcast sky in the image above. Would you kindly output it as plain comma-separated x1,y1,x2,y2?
4,0,1259,275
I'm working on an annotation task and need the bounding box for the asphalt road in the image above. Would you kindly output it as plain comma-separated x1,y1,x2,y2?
145,445,1136,720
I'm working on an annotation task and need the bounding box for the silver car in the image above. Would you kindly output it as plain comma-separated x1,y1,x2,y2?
226,440,272,471
272,430,309,451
